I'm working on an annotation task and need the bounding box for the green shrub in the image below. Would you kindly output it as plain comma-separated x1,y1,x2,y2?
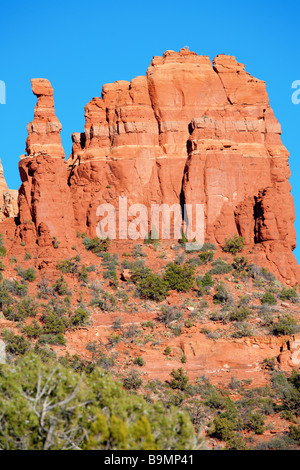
232,322,253,338
244,412,265,434
17,266,36,282
57,255,80,274
213,282,229,304
4,296,39,323
223,235,245,255
209,258,232,275
261,267,276,282
272,314,299,336
164,262,195,292
9,280,28,297
261,290,277,305
200,242,216,251
91,292,117,312
225,434,248,450
2,329,31,356
40,310,69,335
289,425,300,442
123,371,142,390
136,272,169,302
200,272,214,288
52,275,70,296
232,256,248,272
78,265,89,283
279,287,298,301
133,356,145,366
198,251,214,264
169,368,189,391
229,307,251,322
70,307,90,327
38,333,66,346
22,320,43,338
158,305,183,325
83,236,110,254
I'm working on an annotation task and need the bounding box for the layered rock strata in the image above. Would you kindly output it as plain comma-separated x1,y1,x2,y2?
16,49,299,282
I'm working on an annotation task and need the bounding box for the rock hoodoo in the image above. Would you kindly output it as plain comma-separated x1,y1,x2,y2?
14,49,300,283
18,79,76,251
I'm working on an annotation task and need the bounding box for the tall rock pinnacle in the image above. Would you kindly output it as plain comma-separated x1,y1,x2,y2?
23,78,65,160
18,79,76,254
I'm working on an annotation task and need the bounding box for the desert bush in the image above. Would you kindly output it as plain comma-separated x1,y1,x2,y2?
4,296,39,322
229,306,251,322
272,314,299,336
244,411,265,434
52,275,70,296
157,305,183,325
199,272,214,288
209,258,232,275
78,265,89,283
279,287,298,301
16,266,36,282
232,322,254,338
40,307,69,335
261,290,277,305
132,244,147,259
90,292,117,312
223,235,245,255
83,236,110,254
164,262,195,292
200,242,216,251
3,279,28,297
198,251,214,264
136,272,169,302
38,333,66,346
213,282,229,304
123,370,143,390
232,255,248,273
289,425,300,442
37,277,53,299
22,320,43,338
57,255,80,275
2,329,31,356
69,307,90,327
169,368,190,391
133,356,145,366
261,267,276,282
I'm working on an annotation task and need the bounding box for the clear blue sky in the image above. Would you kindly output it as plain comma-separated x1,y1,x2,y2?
1,0,300,259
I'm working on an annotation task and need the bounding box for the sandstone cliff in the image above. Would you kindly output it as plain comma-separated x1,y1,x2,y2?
15,49,300,284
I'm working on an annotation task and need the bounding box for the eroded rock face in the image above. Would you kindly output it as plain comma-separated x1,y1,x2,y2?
0,159,18,222
15,50,300,283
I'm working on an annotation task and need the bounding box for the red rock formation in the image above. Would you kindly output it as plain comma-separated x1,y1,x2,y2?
18,79,76,254
13,50,299,283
